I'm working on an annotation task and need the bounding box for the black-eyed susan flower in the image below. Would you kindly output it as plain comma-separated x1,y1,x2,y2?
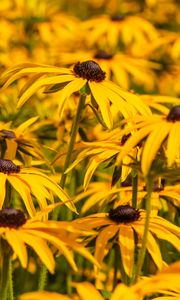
117,106,180,176
82,14,159,50
0,61,151,129
0,207,97,274
18,261,180,300
0,159,76,216
0,116,44,161
73,206,180,277
56,49,160,90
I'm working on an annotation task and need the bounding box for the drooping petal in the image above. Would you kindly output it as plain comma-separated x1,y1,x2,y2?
20,231,55,273
8,176,36,217
17,75,75,108
23,229,77,271
142,122,172,175
19,291,71,300
89,81,113,129
166,122,180,166
0,173,7,208
58,78,85,118
5,230,27,268
95,224,119,267
75,282,104,300
118,225,135,277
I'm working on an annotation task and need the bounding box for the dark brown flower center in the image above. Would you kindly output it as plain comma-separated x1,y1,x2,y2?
0,159,21,174
110,14,125,21
167,106,180,122
0,130,16,139
0,208,26,228
108,205,140,223
94,50,113,60
73,60,106,82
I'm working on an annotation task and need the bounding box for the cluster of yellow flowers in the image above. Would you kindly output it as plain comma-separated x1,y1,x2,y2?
0,0,179,299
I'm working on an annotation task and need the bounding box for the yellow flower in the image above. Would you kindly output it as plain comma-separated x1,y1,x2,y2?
56,49,160,90
82,14,158,50
18,261,180,300
74,206,180,277
0,116,44,161
0,61,151,129
0,159,76,216
65,138,136,190
117,106,180,175
0,207,97,273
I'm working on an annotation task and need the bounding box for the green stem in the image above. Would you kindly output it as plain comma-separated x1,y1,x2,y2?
38,265,48,291
1,247,10,300
132,173,138,209
60,94,86,189
133,177,153,283
8,259,14,300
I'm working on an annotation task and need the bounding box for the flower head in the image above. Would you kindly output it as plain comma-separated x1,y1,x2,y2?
0,61,151,129
117,106,180,175
0,159,76,216
74,208,180,276
0,207,97,273
73,60,106,82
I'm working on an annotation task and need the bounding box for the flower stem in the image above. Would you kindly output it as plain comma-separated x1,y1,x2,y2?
60,93,86,189
133,176,153,283
0,245,10,300
38,265,48,291
132,173,138,209
8,259,14,300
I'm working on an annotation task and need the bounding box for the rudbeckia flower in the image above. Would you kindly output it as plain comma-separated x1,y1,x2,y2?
82,14,159,50
0,116,44,161
0,60,151,128
74,205,180,277
0,159,76,216
18,261,180,300
0,207,97,273
65,138,136,190
56,49,160,90
117,106,180,175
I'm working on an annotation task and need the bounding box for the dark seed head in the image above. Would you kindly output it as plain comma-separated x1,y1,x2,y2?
73,60,106,82
0,208,26,228
167,106,180,122
94,50,113,60
0,159,21,174
108,205,140,223
0,130,16,139
110,14,125,21
120,134,131,146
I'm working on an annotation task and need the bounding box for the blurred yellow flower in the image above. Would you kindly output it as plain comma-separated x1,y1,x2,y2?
83,14,159,50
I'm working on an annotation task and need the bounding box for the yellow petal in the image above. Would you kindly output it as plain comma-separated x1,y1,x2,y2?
24,229,77,271
142,122,172,175
0,173,7,208
95,225,118,266
19,291,71,300
17,75,75,108
119,225,134,277
5,230,27,268
20,231,55,273
58,78,85,118
89,81,113,129
75,282,104,300
111,284,139,300
167,123,180,166
8,176,36,217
